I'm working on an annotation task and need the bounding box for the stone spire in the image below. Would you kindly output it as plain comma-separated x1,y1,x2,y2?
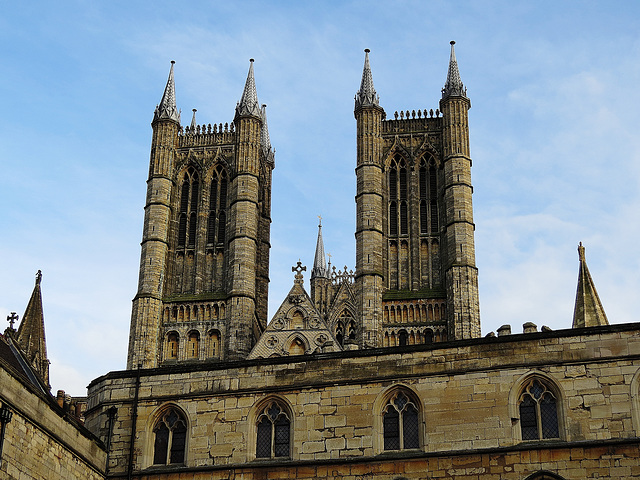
442,41,467,99
235,59,261,118
311,217,328,279
190,108,197,131
572,242,609,328
153,61,180,123
260,104,275,164
355,49,379,110
16,270,49,387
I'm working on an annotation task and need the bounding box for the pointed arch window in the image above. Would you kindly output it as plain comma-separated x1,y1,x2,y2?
207,167,228,247
335,309,355,346
177,167,200,248
153,408,187,465
256,401,291,458
389,156,409,236
518,378,559,440
383,390,420,450
429,165,438,233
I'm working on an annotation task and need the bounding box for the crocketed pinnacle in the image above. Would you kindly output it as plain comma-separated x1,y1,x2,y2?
572,242,609,328
153,61,180,123
442,41,467,99
260,104,274,159
235,59,261,119
190,109,197,131
311,219,328,279
355,49,379,111
16,270,50,387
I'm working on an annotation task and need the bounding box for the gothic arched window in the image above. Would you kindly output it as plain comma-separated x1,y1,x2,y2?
383,390,420,450
207,167,228,247
153,408,187,465
177,167,200,248
256,401,291,458
429,165,438,233
518,378,560,440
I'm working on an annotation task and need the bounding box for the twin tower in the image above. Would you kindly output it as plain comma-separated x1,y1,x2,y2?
127,43,480,369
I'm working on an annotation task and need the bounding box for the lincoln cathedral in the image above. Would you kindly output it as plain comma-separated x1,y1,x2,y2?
2,43,640,480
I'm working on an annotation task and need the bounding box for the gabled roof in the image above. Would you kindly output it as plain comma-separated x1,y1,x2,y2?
249,264,341,359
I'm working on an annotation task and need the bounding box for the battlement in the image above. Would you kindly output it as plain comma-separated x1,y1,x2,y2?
382,108,442,134
177,122,236,148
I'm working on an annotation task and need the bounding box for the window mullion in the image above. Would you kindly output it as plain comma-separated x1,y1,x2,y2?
166,430,173,465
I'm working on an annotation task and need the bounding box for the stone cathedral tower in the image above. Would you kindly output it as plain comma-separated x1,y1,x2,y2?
351,43,480,346
127,60,274,369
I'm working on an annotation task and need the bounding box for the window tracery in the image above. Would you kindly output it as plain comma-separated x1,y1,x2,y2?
255,401,291,458
518,378,559,440
152,408,187,465
177,166,199,248
382,390,420,450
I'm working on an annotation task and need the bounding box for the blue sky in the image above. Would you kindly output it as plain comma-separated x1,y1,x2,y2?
2,1,640,395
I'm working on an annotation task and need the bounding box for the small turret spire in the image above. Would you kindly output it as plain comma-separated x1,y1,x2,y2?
442,41,467,99
260,104,274,162
311,216,328,279
16,270,49,387
236,59,261,118
154,61,180,123
190,109,197,131
572,242,609,328
355,49,379,110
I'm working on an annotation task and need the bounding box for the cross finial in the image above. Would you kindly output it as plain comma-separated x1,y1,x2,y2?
6,312,18,330
292,260,307,284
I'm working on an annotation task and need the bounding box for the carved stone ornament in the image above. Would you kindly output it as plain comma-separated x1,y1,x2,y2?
288,294,304,305
272,318,285,330
308,317,321,329
266,336,278,348
315,334,328,346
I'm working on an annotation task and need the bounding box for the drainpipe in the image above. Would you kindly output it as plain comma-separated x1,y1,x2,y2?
105,406,118,475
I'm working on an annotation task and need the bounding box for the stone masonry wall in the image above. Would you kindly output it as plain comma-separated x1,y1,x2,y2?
0,368,105,480
86,323,640,479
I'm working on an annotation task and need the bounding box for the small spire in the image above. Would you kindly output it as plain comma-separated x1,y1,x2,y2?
260,104,274,164
236,59,261,119
154,61,180,123
16,270,50,387
442,41,467,99
311,216,328,279
190,109,197,131
355,48,379,111
572,242,609,328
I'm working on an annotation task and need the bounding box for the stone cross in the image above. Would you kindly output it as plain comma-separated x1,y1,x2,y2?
6,312,18,330
292,260,306,283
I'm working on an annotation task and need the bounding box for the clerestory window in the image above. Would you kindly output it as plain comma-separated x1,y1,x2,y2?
153,408,187,465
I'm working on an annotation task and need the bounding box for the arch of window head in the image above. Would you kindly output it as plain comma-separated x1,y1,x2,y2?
381,387,421,451
523,471,567,480
152,405,188,466
254,398,292,459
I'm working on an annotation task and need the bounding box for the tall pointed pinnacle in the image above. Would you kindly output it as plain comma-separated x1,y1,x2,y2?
355,48,379,111
16,270,50,387
153,61,180,123
190,108,197,131
572,242,609,328
260,104,275,164
236,59,261,119
311,216,328,279
442,41,467,99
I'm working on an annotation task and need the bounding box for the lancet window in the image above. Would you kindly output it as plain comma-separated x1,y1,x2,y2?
255,401,291,458
518,378,560,440
388,155,408,237
177,167,199,248
335,308,356,346
383,390,420,450
419,158,438,234
187,331,199,359
206,167,228,247
166,332,179,360
152,408,187,465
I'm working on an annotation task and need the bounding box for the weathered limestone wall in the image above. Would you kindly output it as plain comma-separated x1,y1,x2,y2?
0,368,106,480
86,323,640,479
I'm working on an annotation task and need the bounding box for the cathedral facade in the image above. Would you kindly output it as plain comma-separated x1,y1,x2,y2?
3,42,639,480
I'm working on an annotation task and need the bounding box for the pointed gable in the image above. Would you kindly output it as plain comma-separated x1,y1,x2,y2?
573,243,609,328
249,262,342,359
16,270,50,387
